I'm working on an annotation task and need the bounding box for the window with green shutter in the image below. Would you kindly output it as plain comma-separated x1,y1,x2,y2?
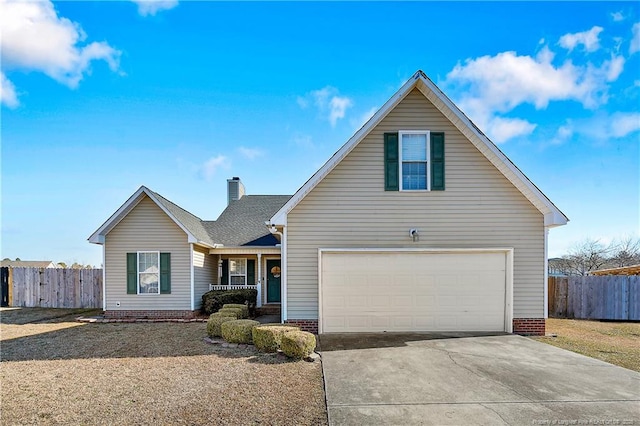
386,131,445,191
126,252,170,295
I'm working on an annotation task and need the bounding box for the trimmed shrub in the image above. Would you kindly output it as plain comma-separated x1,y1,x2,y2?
252,324,301,353
222,303,249,318
221,319,260,344
281,330,317,359
207,315,236,337
218,307,243,319
201,289,258,315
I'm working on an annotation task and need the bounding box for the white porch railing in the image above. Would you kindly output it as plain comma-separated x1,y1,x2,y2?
209,284,261,307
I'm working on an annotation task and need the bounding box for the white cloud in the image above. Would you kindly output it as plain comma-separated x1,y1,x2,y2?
199,155,229,181
610,112,640,138
557,113,640,142
328,95,352,127
605,55,625,81
550,122,575,145
444,45,627,143
299,86,353,127
237,146,263,160
559,26,603,52
1,72,19,108
611,11,625,22
0,0,120,97
631,22,640,54
131,0,178,16
486,117,537,144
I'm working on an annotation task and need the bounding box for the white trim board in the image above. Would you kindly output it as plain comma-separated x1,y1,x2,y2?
88,186,202,245
270,70,568,228
317,247,514,334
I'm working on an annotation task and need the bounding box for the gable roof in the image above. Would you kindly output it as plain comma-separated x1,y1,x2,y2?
270,70,569,228
204,195,291,247
88,187,289,248
1,260,55,268
88,186,215,246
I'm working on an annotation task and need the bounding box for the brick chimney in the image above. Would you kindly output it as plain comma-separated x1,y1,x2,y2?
227,177,245,205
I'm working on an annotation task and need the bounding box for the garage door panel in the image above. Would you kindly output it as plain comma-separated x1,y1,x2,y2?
321,251,507,333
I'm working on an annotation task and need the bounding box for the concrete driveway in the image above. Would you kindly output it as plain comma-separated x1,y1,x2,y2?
319,333,640,425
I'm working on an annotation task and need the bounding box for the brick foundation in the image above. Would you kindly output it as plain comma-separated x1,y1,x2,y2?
285,319,318,334
104,310,197,319
512,318,545,336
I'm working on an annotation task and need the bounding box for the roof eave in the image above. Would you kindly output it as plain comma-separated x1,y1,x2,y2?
270,70,569,227
88,186,201,244
269,71,422,225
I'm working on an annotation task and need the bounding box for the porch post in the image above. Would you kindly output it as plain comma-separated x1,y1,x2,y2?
256,253,262,307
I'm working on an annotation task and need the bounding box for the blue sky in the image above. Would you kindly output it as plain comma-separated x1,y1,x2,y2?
1,1,639,266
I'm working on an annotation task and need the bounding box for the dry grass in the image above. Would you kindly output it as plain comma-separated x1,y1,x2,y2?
534,318,640,372
1,308,327,426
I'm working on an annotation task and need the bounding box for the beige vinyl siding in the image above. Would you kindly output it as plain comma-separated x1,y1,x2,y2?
193,246,217,308
104,195,191,311
287,88,544,320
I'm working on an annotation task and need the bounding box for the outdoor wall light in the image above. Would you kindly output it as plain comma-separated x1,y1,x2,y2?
410,228,419,242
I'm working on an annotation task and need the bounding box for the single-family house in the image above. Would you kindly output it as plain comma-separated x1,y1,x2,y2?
89,70,568,335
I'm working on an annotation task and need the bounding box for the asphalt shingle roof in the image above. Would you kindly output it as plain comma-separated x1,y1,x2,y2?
204,195,291,246
148,189,216,246
148,189,290,248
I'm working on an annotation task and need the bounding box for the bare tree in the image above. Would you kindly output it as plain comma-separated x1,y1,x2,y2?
607,236,640,267
560,238,610,276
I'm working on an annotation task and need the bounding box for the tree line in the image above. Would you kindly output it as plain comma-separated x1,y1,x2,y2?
549,237,640,276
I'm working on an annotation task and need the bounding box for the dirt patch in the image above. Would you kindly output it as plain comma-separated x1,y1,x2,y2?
1,307,102,325
1,309,327,425
534,318,640,372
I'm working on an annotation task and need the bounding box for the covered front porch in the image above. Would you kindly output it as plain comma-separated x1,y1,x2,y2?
207,247,281,308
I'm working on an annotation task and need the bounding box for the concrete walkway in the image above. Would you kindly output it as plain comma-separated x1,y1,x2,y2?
319,333,640,425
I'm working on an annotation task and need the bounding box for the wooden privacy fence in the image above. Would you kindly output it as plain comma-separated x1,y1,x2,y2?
548,276,640,320
9,267,103,309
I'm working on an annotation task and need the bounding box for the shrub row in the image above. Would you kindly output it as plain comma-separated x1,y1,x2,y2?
206,318,317,358
201,289,257,315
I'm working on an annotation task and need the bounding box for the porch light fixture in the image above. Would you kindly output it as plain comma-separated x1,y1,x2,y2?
410,228,419,242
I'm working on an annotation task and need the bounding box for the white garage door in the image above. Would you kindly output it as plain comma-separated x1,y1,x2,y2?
320,250,508,333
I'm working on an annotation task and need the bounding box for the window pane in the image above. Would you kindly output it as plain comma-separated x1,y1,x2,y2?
230,276,245,285
402,162,427,190
401,134,427,161
229,259,246,275
139,273,159,294
139,252,158,273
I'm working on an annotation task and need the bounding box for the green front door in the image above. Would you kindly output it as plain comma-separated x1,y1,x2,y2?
266,259,281,303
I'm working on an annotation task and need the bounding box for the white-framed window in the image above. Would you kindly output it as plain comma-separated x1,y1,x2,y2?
138,251,160,294
399,130,430,191
229,258,247,285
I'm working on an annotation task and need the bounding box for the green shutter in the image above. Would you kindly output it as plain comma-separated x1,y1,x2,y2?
384,133,399,191
160,252,171,294
430,132,445,191
384,133,400,191
247,259,255,285
126,253,137,294
221,259,228,285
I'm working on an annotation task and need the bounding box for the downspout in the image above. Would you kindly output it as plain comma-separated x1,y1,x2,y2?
102,244,106,311
190,244,195,311
544,228,549,319
268,223,285,323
